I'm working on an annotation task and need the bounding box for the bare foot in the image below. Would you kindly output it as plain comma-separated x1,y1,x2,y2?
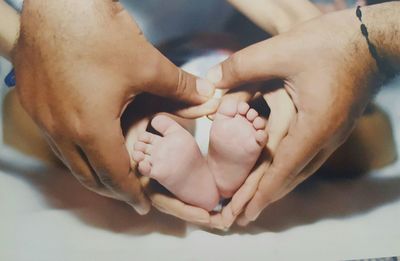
132,115,219,211
208,99,268,198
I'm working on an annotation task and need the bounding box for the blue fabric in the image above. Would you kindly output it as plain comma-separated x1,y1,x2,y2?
4,69,15,88
4,0,22,12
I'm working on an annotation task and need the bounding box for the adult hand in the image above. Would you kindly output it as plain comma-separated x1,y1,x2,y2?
207,6,391,225
13,0,216,214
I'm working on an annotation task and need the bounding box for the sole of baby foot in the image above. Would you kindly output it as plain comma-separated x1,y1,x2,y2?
208,99,267,198
133,114,219,211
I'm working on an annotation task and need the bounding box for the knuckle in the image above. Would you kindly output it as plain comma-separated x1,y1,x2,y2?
72,123,97,144
66,112,98,144
174,69,190,98
44,120,62,139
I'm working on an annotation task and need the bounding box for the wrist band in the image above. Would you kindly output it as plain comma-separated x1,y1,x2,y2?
4,68,16,88
356,5,396,81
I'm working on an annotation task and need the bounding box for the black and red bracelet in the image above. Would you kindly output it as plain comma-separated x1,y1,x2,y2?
356,5,396,81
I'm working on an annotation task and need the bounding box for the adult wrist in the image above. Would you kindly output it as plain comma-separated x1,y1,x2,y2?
360,3,400,78
317,8,381,95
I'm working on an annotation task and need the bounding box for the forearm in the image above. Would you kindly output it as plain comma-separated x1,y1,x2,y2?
227,0,321,35
361,2,400,75
0,0,19,60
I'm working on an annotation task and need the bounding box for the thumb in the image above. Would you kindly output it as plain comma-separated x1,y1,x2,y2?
145,48,216,105
206,35,290,89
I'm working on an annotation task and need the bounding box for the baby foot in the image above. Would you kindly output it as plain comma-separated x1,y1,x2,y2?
132,115,219,211
208,99,268,198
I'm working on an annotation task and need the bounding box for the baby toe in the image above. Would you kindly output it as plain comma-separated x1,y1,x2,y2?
144,144,152,155
134,141,147,152
255,130,268,146
132,151,145,162
138,160,152,176
246,108,259,122
138,131,161,145
216,98,239,119
138,132,152,143
238,101,250,116
134,141,153,155
253,116,267,130
151,115,183,136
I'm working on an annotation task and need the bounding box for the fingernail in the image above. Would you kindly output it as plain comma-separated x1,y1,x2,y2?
196,79,215,97
207,65,222,84
129,203,150,215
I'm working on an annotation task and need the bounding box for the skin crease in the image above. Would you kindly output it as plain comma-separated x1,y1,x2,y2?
12,0,219,215
208,2,400,227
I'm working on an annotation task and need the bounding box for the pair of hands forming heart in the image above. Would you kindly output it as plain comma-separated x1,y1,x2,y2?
12,0,298,229
120,2,389,228
129,88,296,230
